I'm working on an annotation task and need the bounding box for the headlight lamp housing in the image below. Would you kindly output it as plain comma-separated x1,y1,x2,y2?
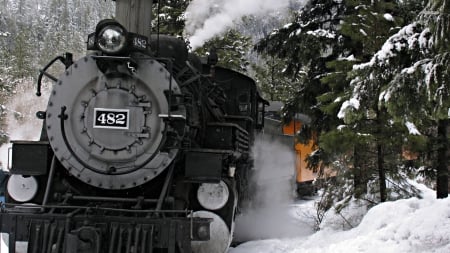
97,25,127,54
87,19,148,55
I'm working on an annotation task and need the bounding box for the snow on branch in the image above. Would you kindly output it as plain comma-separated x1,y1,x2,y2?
353,23,431,70
405,121,421,135
338,97,360,119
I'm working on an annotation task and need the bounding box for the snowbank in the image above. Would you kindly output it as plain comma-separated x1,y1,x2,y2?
231,184,450,253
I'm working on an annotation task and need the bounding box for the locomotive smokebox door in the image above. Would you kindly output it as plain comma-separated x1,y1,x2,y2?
10,141,52,175
185,151,223,182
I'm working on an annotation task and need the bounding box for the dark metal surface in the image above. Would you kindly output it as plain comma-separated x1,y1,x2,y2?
0,207,210,253
10,141,52,176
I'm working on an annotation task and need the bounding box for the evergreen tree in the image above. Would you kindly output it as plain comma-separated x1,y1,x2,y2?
0,0,115,145
334,0,426,202
251,55,296,101
256,0,426,205
255,0,346,127
153,0,189,35
364,0,450,198
194,29,252,73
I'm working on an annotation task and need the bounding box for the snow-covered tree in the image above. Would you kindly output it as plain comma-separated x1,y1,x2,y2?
330,0,425,202
153,0,189,35
255,0,346,128
357,0,450,198
0,0,115,145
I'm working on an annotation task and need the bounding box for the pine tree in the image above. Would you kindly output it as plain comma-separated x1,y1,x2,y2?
193,29,252,73
370,0,450,198
251,55,296,101
336,0,426,202
255,0,346,128
0,0,115,145
153,0,189,35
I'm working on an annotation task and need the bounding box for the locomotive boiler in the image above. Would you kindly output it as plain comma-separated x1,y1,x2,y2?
0,18,267,253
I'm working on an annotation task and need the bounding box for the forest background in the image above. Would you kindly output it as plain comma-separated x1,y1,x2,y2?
0,0,448,226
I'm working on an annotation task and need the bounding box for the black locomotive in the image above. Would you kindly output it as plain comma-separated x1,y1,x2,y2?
0,18,267,253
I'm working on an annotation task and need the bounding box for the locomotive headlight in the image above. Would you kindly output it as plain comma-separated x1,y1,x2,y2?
6,174,38,203
87,19,148,55
197,181,229,210
97,25,127,54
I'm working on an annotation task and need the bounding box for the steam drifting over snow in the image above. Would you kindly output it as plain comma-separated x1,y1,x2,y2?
184,0,291,49
231,183,450,253
233,136,316,242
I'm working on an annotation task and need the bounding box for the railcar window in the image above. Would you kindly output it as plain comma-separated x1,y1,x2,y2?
257,102,264,126
238,92,250,115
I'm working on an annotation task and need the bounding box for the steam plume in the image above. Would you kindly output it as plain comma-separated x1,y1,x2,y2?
233,135,309,241
184,0,291,49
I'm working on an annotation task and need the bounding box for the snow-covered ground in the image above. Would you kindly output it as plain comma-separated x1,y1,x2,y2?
230,183,450,253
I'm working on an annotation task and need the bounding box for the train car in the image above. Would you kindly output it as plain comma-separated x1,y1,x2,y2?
0,18,267,253
264,102,322,197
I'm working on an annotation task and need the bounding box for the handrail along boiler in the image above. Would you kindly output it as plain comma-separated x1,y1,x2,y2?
0,16,266,253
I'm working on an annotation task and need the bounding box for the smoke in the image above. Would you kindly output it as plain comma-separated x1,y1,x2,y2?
0,79,50,170
233,135,309,241
183,0,291,49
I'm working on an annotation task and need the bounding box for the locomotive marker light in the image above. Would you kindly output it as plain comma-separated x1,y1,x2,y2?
197,180,230,210
6,174,38,202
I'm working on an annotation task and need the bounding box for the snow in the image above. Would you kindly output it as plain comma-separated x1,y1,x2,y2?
337,97,360,119
230,184,450,253
383,13,394,22
353,23,421,70
306,29,336,39
405,121,421,135
359,29,367,36
337,55,356,61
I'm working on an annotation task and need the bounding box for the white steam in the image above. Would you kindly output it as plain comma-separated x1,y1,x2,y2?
184,0,291,49
234,135,312,241
0,80,50,170
251,135,296,205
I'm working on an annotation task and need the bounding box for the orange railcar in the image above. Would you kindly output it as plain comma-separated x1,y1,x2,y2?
281,120,317,185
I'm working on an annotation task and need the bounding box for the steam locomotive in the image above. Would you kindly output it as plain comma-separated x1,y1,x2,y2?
0,19,267,253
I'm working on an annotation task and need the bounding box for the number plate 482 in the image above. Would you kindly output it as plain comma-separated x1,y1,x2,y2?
94,108,129,129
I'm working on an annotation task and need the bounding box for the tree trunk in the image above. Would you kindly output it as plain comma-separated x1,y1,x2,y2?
353,145,367,197
375,106,387,202
115,0,153,39
377,143,387,202
436,119,448,199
